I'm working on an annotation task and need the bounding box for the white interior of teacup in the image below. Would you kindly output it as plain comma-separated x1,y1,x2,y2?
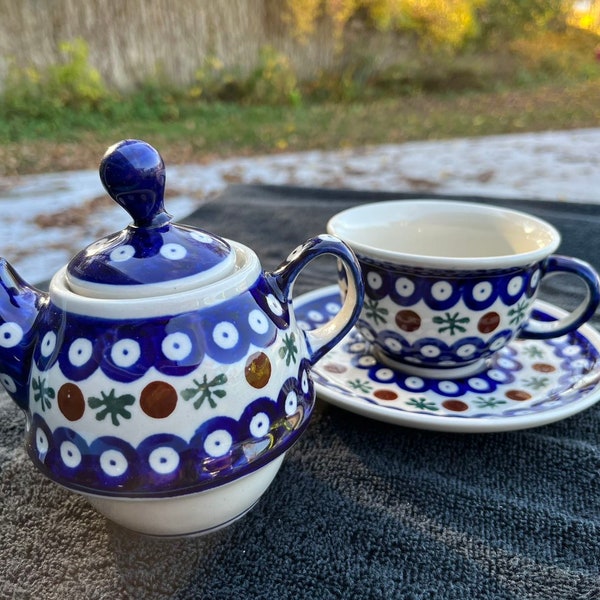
327,200,561,268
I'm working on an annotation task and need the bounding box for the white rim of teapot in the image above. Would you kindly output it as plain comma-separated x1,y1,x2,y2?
50,241,261,319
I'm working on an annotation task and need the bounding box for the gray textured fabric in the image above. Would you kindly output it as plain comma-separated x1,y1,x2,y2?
0,186,598,599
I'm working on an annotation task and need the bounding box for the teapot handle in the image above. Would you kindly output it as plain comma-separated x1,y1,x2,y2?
267,235,364,364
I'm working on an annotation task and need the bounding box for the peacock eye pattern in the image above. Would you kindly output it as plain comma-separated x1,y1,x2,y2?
21,279,315,498
33,285,283,381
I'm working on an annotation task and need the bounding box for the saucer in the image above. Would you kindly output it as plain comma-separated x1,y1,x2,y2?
296,285,600,432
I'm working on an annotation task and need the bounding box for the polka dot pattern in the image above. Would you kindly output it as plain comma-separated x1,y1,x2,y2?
357,257,543,368
40,331,57,357
245,352,272,389
110,245,135,263
140,381,178,418
316,325,596,416
58,383,85,421
27,361,314,496
100,449,128,477
111,339,141,368
149,446,181,473
161,332,193,362
159,243,187,260
68,222,233,287
60,440,82,468
359,322,511,368
0,322,24,348
0,373,17,394
300,289,600,425
204,430,233,458
35,285,278,382
362,260,540,310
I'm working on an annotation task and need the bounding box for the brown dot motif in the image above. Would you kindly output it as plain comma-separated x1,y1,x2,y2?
395,310,421,332
478,312,500,334
374,389,398,401
442,399,469,412
532,363,556,373
58,383,85,421
245,352,272,389
505,389,532,401
140,381,178,418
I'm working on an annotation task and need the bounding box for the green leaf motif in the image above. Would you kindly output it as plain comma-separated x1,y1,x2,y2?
347,378,373,393
279,332,299,366
508,300,530,326
406,397,438,411
364,298,388,326
522,345,544,359
88,389,135,426
432,312,470,335
522,376,549,390
473,396,507,408
182,373,228,409
32,376,55,412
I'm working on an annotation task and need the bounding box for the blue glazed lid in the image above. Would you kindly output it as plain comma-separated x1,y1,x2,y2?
66,140,236,299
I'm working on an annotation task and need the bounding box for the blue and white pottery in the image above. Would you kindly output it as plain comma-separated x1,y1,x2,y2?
296,286,600,433
328,200,600,379
0,140,364,537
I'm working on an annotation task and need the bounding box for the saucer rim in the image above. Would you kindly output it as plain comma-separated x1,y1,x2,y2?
297,285,600,433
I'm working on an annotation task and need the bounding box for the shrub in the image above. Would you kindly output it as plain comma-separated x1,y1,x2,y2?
248,46,301,105
283,0,483,49
509,27,600,81
191,55,248,102
191,47,300,105
48,38,107,110
1,38,107,119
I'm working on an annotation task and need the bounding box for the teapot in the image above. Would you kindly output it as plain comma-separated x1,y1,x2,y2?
0,140,364,537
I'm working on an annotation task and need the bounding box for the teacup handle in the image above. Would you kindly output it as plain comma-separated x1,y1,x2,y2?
267,234,364,363
520,255,600,339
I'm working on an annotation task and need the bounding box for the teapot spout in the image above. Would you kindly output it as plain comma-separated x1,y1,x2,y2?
0,258,48,411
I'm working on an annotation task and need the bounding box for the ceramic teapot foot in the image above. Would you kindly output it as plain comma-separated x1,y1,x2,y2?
85,455,285,538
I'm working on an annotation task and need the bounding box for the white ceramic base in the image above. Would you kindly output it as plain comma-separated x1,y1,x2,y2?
85,454,285,537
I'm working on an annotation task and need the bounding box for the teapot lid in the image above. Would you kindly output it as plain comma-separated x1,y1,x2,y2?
66,140,236,299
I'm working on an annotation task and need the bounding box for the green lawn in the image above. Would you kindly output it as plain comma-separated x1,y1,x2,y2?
1,77,600,176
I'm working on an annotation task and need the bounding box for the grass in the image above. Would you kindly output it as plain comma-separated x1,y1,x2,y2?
2,77,600,177
2,25,600,177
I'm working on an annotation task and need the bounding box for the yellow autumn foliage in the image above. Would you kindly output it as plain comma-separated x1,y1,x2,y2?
568,0,600,33
284,0,483,46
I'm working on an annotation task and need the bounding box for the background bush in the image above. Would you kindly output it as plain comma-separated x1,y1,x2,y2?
0,0,598,129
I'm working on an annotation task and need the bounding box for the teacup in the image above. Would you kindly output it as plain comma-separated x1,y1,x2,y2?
328,200,600,379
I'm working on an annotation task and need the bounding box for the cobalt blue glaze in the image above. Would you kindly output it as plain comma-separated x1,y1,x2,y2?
0,138,364,519
520,254,600,339
99,139,169,227
33,280,281,382
354,250,600,370
28,361,314,498
67,223,232,286
68,139,234,288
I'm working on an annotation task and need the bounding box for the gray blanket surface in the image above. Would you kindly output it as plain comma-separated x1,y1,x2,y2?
0,185,598,599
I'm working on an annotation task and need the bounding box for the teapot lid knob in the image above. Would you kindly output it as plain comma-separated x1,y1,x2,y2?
100,139,170,228
65,139,237,299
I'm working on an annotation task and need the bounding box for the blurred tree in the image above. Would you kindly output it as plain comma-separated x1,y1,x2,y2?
568,0,600,32
473,0,571,42
283,0,574,47
284,0,483,47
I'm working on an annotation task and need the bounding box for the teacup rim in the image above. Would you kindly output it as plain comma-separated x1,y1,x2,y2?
327,199,561,270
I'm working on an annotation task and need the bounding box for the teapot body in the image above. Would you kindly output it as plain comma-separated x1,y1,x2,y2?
26,243,314,502
0,140,364,536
